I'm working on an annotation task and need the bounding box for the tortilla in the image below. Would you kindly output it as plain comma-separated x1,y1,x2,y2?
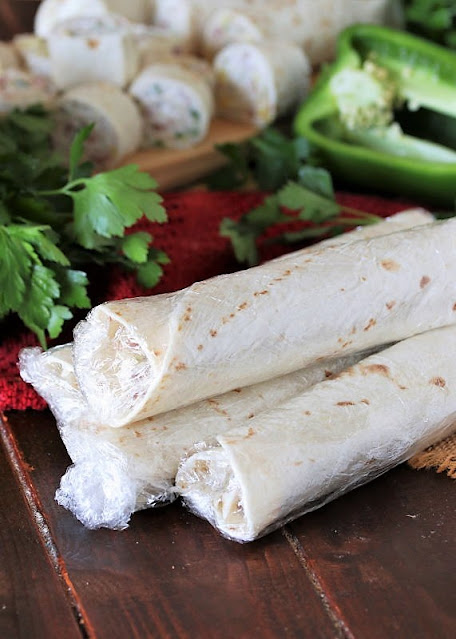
176,326,456,542
74,208,451,428
19,345,363,529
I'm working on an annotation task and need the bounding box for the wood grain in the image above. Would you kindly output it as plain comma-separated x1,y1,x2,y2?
5,410,340,639
125,119,257,191
0,414,82,639
288,466,456,639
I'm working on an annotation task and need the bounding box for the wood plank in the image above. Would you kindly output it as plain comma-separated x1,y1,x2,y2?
288,466,456,639
125,119,257,191
0,415,83,639
5,410,339,639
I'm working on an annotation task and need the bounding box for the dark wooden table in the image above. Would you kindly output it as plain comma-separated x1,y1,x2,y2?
1,3,455,637
1,408,455,639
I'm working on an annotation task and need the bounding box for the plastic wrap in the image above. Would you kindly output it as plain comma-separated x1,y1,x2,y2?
214,40,310,127
129,62,214,149
72,208,447,428
52,82,142,169
47,15,139,89
176,326,456,542
0,69,56,114
19,345,365,529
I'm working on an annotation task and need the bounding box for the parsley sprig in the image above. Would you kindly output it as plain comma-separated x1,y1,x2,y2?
0,107,168,347
213,128,381,266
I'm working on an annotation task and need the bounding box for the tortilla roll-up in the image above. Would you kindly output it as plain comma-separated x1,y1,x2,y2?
177,326,456,542
72,208,442,427
13,35,51,78
34,0,151,38
47,15,139,89
0,41,21,72
52,82,142,169
200,8,264,60
214,41,310,127
129,62,214,149
18,210,430,529
0,69,56,114
19,345,366,530
153,0,199,53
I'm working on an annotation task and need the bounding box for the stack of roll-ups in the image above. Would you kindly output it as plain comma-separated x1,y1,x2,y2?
20,208,456,538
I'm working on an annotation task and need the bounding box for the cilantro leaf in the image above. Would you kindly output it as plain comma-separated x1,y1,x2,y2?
47,305,73,340
122,232,153,263
17,264,60,348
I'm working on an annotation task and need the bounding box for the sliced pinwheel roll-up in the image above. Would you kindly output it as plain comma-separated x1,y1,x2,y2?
71,208,447,428
52,82,142,169
130,24,192,69
13,34,51,78
0,41,21,72
152,0,199,52
129,62,214,148
200,8,264,60
0,69,56,114
214,41,310,127
177,326,456,542
35,0,151,38
47,14,139,89
19,209,432,529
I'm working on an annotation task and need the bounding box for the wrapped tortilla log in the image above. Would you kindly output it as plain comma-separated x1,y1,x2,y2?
214,41,310,127
13,35,51,78
19,209,431,529
131,24,193,69
177,326,456,542
18,210,428,531
52,82,142,169
129,62,214,148
0,41,21,72
72,208,444,427
19,345,363,529
47,15,139,89
35,0,151,38
200,8,264,60
0,69,56,114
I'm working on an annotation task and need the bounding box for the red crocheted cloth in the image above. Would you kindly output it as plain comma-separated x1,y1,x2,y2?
0,190,416,412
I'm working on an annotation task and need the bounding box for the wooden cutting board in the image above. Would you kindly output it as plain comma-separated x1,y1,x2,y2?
124,118,257,191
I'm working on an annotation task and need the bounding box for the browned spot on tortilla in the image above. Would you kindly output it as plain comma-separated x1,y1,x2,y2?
420,276,430,289
87,38,99,49
247,413,255,419
361,399,370,405
361,276,367,282
177,323,183,332
283,269,291,276
210,329,217,337
431,376,446,388
337,401,355,406
386,301,396,310
294,461,303,466
453,303,456,311
134,430,142,438
362,363,390,377
381,259,400,272
153,348,162,357
324,370,333,378
303,410,312,415
237,302,248,310
233,388,242,393
350,326,357,334
398,384,408,390
254,290,269,296
230,313,235,318
342,340,352,348
245,427,256,438
273,276,283,282
197,344,203,351
174,361,187,371
340,288,345,292
364,318,376,332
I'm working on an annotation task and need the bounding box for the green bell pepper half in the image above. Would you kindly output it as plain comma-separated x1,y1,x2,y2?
294,24,456,207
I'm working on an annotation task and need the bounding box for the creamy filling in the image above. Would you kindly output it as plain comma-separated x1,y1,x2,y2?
53,100,117,168
135,77,208,148
177,447,248,537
